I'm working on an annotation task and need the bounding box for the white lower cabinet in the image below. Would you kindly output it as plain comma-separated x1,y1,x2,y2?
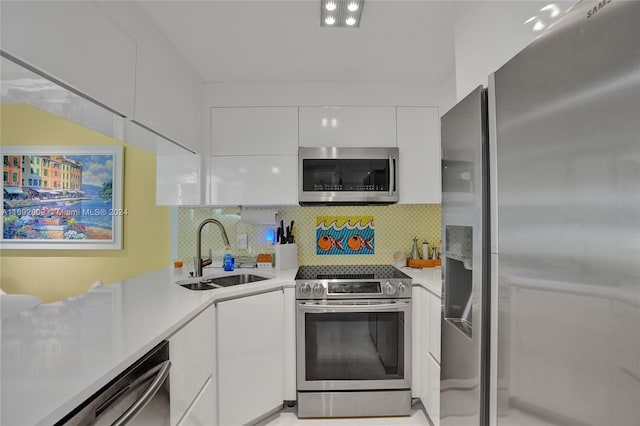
413,285,441,425
283,287,297,401
177,376,215,426
428,290,441,363
169,306,215,426
216,290,285,425
425,353,441,426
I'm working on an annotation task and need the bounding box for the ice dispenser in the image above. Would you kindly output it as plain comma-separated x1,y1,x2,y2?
444,225,473,337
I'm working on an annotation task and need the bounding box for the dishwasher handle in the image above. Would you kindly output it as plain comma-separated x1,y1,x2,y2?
111,360,171,426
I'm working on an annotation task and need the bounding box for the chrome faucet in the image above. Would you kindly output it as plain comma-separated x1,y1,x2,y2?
195,218,230,277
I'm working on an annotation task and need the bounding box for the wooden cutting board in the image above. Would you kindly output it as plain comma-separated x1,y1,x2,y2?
406,258,442,268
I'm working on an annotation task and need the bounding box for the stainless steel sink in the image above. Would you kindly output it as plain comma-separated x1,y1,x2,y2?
200,273,269,287
178,273,269,291
179,281,216,291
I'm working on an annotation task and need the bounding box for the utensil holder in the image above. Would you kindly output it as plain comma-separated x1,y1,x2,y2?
275,243,298,270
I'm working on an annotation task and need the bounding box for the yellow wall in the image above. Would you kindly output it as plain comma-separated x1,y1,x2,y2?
1,104,169,302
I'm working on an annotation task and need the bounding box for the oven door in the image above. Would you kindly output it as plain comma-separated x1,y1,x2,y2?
297,299,411,391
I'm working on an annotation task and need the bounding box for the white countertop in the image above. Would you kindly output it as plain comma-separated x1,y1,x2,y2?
0,266,297,426
401,266,442,297
0,264,440,426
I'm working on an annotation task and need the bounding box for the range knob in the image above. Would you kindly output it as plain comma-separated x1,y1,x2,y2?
313,283,324,296
397,282,407,295
300,282,311,296
384,281,397,296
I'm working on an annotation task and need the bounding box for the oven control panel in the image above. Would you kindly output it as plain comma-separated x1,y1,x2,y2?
295,279,411,299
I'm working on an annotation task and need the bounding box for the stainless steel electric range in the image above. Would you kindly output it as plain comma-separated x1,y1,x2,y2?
295,265,412,418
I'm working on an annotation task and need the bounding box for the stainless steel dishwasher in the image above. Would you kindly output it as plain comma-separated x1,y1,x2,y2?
56,341,171,425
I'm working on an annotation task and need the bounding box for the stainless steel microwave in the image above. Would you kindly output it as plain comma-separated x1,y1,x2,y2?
298,147,399,205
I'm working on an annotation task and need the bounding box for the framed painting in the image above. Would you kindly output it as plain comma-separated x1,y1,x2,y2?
316,216,374,255
1,145,123,249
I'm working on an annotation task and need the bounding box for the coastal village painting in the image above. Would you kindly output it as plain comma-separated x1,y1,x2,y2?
1,145,123,249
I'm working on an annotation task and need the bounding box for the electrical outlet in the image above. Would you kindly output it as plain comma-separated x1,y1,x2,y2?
237,233,248,250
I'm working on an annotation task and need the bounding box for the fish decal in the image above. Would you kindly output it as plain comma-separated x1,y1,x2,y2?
317,235,344,252
347,235,374,251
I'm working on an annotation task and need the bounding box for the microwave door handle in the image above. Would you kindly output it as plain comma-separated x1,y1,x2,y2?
388,154,395,196
110,360,171,426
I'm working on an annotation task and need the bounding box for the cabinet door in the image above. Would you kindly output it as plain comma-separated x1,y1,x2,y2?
217,291,285,426
1,1,136,117
210,155,297,206
426,353,441,426
283,287,297,400
299,106,396,147
428,291,442,363
134,47,203,154
397,107,441,204
170,307,215,426
177,376,216,426
125,121,201,205
211,107,298,156
412,286,428,399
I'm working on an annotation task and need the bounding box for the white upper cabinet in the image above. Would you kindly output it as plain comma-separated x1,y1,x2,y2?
397,107,441,204
299,106,396,147
98,1,204,154
125,121,201,205
133,46,203,154
211,107,298,156
210,155,297,206
0,1,136,117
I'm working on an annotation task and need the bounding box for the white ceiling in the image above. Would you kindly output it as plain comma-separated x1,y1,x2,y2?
138,0,474,84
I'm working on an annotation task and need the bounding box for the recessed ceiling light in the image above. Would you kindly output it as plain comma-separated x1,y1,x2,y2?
321,0,364,28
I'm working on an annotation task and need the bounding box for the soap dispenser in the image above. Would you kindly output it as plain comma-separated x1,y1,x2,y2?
223,246,235,271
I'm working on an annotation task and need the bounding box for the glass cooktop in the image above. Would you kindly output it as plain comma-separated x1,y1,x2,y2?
295,265,410,281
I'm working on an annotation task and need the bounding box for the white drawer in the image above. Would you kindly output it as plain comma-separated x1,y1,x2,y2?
177,376,215,426
170,306,214,376
170,341,214,426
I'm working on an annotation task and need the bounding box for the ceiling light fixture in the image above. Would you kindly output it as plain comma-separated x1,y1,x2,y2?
540,4,561,18
321,0,364,28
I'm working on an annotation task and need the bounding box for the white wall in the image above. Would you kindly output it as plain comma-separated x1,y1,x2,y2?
205,80,450,109
454,0,578,101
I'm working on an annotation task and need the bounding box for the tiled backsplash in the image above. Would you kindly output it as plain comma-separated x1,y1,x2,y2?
178,204,441,269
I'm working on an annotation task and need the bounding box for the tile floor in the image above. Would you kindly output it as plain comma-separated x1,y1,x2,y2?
258,403,432,426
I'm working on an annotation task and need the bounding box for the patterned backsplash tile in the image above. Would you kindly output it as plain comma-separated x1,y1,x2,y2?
178,204,441,269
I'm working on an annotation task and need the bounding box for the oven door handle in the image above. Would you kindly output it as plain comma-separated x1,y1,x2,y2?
298,301,410,312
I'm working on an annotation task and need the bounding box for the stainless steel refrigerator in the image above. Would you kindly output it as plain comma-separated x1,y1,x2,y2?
440,1,640,425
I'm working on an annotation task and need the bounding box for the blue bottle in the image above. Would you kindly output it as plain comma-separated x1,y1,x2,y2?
223,247,234,271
